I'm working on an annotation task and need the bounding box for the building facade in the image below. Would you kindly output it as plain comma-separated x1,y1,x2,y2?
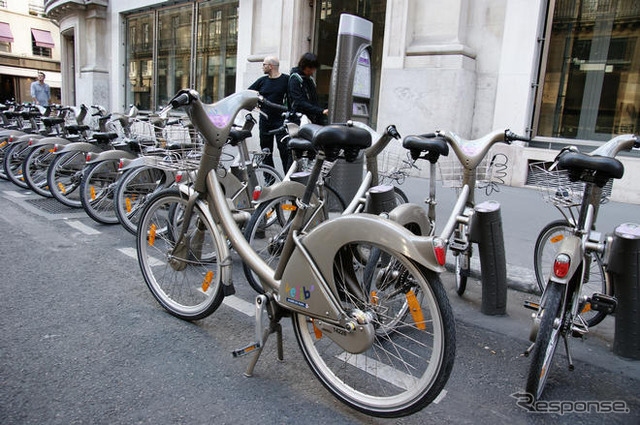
0,0,61,104
44,0,640,203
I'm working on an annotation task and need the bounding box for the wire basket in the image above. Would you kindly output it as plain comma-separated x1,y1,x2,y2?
437,156,491,188
528,161,613,207
377,150,420,185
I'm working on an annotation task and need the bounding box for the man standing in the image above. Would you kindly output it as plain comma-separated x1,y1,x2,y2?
30,71,50,107
248,56,290,172
288,52,328,125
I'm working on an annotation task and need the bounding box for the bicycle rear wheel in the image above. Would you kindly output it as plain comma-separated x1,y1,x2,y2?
47,151,86,208
526,281,564,401
136,188,225,320
533,220,609,327
115,165,168,235
292,243,455,417
23,145,55,197
80,159,121,224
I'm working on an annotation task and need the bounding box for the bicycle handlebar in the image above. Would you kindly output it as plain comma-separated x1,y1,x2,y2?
259,96,288,113
504,130,530,143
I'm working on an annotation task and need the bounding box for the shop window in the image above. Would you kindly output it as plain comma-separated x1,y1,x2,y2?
536,0,640,141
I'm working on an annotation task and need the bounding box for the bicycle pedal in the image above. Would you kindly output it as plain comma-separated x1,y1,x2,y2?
448,239,468,252
523,300,540,311
232,342,261,358
589,293,617,314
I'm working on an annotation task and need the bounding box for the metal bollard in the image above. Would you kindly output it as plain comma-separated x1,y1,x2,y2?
470,200,508,315
608,223,640,360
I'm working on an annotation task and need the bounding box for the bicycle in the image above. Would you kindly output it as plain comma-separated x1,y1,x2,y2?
135,88,455,417
523,134,639,401
402,130,527,296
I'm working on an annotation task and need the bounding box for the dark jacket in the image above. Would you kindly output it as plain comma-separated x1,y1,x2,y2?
288,67,325,124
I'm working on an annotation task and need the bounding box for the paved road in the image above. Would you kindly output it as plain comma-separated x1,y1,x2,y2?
1,178,639,424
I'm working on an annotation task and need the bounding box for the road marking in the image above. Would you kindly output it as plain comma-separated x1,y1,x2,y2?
336,352,415,391
65,220,101,235
223,295,255,317
433,389,448,404
118,247,254,317
3,190,28,198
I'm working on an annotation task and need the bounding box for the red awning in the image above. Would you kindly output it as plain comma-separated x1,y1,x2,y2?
0,22,14,43
31,28,55,49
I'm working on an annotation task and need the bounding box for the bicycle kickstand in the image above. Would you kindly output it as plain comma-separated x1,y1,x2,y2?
231,294,284,377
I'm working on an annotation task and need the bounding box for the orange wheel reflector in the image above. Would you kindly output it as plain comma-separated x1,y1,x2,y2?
266,210,274,219
312,319,323,339
148,224,156,246
90,186,96,200
58,182,66,194
581,303,592,313
371,290,378,306
125,197,132,213
0,141,6,148
406,289,426,330
281,204,297,211
48,148,55,153
202,271,214,292
551,234,564,243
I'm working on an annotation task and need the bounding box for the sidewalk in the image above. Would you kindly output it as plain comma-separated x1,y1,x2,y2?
400,177,640,293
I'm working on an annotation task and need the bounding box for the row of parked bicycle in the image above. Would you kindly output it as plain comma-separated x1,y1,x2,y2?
1,92,638,417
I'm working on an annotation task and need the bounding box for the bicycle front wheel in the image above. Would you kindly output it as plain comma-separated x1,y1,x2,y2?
533,220,609,327
80,159,121,224
292,242,455,417
3,140,30,189
526,281,564,401
23,145,55,197
115,165,167,235
47,151,86,208
136,188,225,320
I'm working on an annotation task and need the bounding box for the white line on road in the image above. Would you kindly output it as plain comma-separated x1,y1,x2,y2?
65,220,101,235
3,190,28,198
433,389,448,404
117,246,255,317
336,352,415,391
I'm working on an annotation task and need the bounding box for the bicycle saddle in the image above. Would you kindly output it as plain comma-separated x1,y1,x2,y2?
227,129,252,145
558,151,624,185
42,117,66,127
298,124,323,142
403,134,449,163
65,124,91,134
312,125,372,162
92,132,119,142
287,137,314,153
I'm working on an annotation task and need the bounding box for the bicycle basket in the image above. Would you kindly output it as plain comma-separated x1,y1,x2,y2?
528,161,613,207
377,149,420,185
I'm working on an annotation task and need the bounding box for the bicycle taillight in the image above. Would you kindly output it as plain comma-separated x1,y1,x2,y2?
252,186,262,201
433,238,446,266
553,254,571,278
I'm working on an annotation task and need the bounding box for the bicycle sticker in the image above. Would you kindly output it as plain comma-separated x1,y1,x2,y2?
203,104,231,129
284,283,315,309
460,140,483,156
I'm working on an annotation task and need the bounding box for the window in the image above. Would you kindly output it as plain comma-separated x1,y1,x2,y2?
0,21,14,51
536,0,640,141
124,1,238,111
31,28,54,57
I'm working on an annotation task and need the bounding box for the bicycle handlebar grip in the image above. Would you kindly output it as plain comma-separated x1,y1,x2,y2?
260,97,288,113
386,125,401,139
504,130,531,143
170,93,192,109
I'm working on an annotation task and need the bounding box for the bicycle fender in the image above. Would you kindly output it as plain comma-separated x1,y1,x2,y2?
55,142,102,155
119,155,162,171
387,203,432,236
14,133,40,143
548,234,583,285
280,214,444,321
87,149,137,164
30,136,72,148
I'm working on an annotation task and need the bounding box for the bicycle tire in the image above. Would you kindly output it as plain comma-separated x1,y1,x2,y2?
80,159,121,224
393,186,409,204
23,144,55,197
292,245,455,417
533,219,609,327
47,151,86,208
136,188,225,320
0,139,10,180
115,165,168,235
526,280,564,401
243,185,346,294
253,164,283,187
3,140,30,189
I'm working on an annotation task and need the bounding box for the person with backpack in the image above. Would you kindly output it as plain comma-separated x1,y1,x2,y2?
288,52,328,126
248,56,290,172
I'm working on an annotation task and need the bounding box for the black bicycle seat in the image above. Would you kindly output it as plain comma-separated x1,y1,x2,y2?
313,125,371,150
558,151,624,183
403,134,449,162
92,132,119,142
65,124,90,134
42,117,66,127
228,129,252,145
297,124,323,142
288,137,314,153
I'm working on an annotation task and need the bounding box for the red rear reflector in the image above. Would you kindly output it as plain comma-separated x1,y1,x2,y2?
118,159,124,169
554,254,570,278
175,174,183,183
86,153,92,161
252,186,263,201
433,238,446,266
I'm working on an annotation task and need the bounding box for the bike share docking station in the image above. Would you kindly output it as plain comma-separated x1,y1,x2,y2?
468,200,509,316
607,222,640,360
326,14,373,204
